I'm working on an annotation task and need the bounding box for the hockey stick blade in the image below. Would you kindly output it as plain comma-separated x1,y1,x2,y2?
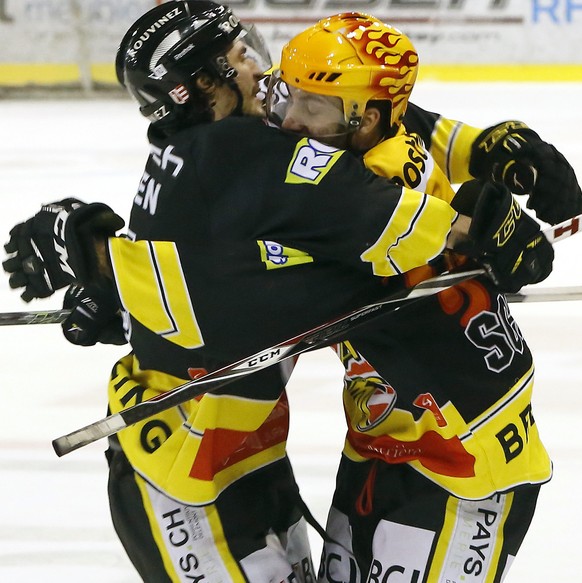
0,308,71,326
52,268,483,456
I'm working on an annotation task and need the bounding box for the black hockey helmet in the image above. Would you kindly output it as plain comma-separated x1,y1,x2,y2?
116,1,271,129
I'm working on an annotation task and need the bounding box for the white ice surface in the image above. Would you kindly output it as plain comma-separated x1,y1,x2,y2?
0,84,581,581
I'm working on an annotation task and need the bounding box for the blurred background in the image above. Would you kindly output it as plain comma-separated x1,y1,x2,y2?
1,1,581,582
1,0,582,94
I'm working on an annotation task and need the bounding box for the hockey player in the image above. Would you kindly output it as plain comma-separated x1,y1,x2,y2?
268,13,556,582
58,13,582,347
0,3,472,582
1,5,560,583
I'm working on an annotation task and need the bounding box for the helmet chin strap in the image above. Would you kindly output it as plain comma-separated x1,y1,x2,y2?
213,53,244,117
316,124,359,150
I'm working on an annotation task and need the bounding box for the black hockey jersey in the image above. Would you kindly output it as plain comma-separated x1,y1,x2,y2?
105,116,457,503
333,113,551,499
111,116,456,377
338,266,551,499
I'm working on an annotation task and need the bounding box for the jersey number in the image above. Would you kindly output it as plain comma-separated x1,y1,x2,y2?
464,295,524,373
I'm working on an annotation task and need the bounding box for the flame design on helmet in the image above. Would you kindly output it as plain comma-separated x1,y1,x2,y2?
280,12,419,130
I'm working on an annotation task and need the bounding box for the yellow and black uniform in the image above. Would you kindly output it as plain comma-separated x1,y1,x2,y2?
404,102,483,186
104,115,457,583
318,122,552,583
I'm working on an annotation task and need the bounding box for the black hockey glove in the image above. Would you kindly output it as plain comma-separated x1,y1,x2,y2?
455,180,554,293
469,121,582,225
3,199,124,302
62,283,127,347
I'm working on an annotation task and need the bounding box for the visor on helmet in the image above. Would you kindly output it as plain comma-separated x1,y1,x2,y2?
267,69,353,142
273,12,419,138
239,25,272,76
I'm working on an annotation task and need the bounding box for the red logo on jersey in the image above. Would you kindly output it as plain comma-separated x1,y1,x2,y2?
413,392,447,427
348,427,475,477
342,354,397,432
189,393,290,481
188,367,208,380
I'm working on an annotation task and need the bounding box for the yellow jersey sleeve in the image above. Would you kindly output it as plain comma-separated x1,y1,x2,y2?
363,127,457,203
424,117,482,184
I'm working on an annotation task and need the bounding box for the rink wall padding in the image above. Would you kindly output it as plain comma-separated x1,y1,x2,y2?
1,0,582,89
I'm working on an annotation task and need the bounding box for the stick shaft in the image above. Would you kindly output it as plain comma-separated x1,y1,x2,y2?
7,214,582,327
506,286,582,303
48,212,582,455
3,284,581,330
52,268,482,456
0,308,70,326
544,213,581,244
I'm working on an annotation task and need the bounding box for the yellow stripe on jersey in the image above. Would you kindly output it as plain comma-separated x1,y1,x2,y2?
430,118,483,184
109,238,204,349
134,474,185,583
427,495,462,583
487,497,513,583
205,505,248,583
343,364,552,499
110,354,289,505
136,474,247,583
360,189,456,276
427,492,513,583
188,392,284,433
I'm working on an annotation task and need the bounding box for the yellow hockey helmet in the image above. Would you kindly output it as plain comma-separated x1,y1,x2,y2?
279,12,419,132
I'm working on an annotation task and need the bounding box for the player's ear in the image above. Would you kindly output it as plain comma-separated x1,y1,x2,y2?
358,107,382,137
195,73,217,95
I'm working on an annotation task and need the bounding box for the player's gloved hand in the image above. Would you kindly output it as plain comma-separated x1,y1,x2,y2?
455,180,554,293
3,198,83,301
469,121,582,225
62,283,127,346
3,198,125,302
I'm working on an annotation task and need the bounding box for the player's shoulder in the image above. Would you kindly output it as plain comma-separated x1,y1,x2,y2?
192,117,297,160
371,127,428,155
148,117,273,147
199,116,275,139
363,128,429,179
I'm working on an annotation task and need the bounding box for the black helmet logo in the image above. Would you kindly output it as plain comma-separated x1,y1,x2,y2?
126,5,183,59
169,85,190,105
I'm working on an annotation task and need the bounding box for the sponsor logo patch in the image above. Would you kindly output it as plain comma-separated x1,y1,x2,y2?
257,240,314,269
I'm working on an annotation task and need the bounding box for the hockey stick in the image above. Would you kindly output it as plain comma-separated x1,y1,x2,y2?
52,268,484,456
4,213,581,328
506,286,582,303
0,308,70,326
545,212,580,243
0,284,579,328
51,212,582,456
